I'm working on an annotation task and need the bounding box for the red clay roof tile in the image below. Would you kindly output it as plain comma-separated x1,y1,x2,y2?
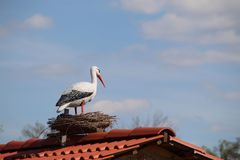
80,132,108,142
129,127,175,137
105,129,131,138
170,136,206,153
2,140,24,151
0,151,17,160
0,144,4,151
194,150,223,160
0,127,222,160
21,138,40,150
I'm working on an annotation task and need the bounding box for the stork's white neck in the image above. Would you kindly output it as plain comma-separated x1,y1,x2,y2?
90,69,97,86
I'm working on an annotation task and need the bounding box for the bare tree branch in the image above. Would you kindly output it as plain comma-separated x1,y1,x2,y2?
131,112,174,128
21,121,47,139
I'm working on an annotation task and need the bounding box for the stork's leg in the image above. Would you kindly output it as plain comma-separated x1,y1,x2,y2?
74,107,77,115
81,102,84,114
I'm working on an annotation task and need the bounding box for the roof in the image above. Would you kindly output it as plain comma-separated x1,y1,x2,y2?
0,127,222,160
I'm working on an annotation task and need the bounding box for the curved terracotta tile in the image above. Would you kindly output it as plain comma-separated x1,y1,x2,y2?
95,142,109,151
81,132,108,142
170,137,205,153
125,138,147,147
129,127,176,137
83,142,108,152
66,135,84,145
106,129,131,138
100,145,140,157
0,144,4,151
104,140,127,150
53,152,99,160
21,138,41,150
194,150,223,160
0,151,17,159
2,140,24,151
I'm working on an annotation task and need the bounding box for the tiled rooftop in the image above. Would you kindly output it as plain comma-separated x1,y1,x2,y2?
0,127,222,160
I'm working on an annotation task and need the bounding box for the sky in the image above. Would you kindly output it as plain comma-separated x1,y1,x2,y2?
0,0,240,148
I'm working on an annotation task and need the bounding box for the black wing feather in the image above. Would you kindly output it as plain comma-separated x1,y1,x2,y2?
56,90,93,106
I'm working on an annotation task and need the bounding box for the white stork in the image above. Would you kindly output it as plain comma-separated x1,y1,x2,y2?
56,66,105,114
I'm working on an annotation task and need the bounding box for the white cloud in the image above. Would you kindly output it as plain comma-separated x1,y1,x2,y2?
211,124,223,132
210,122,240,135
0,14,52,37
172,0,240,16
34,64,75,76
141,14,240,44
0,36,80,79
0,27,8,37
116,0,240,16
159,49,240,67
210,123,231,132
123,44,148,53
224,91,240,101
23,14,52,29
204,50,240,63
88,99,150,114
115,0,240,44
116,0,166,14
0,23,18,38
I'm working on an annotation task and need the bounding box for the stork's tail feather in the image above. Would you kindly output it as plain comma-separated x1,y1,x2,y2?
57,103,69,113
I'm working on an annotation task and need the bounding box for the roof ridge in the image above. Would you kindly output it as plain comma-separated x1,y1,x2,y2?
0,127,175,153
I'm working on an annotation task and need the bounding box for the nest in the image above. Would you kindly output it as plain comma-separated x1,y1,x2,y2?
47,112,116,136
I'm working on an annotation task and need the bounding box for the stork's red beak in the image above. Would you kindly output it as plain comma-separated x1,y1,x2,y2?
97,74,106,87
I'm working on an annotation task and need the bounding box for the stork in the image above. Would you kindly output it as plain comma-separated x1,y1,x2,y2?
56,66,105,114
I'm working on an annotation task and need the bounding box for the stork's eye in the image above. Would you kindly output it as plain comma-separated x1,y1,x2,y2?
98,69,101,73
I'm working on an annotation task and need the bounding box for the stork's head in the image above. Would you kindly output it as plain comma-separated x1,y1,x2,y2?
91,66,106,87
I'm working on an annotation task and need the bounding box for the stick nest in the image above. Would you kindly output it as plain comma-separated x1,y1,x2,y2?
48,112,116,136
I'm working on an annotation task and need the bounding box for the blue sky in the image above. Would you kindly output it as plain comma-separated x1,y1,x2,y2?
0,0,240,148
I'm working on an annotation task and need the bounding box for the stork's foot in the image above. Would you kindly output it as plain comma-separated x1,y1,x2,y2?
81,106,84,114
81,102,84,114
